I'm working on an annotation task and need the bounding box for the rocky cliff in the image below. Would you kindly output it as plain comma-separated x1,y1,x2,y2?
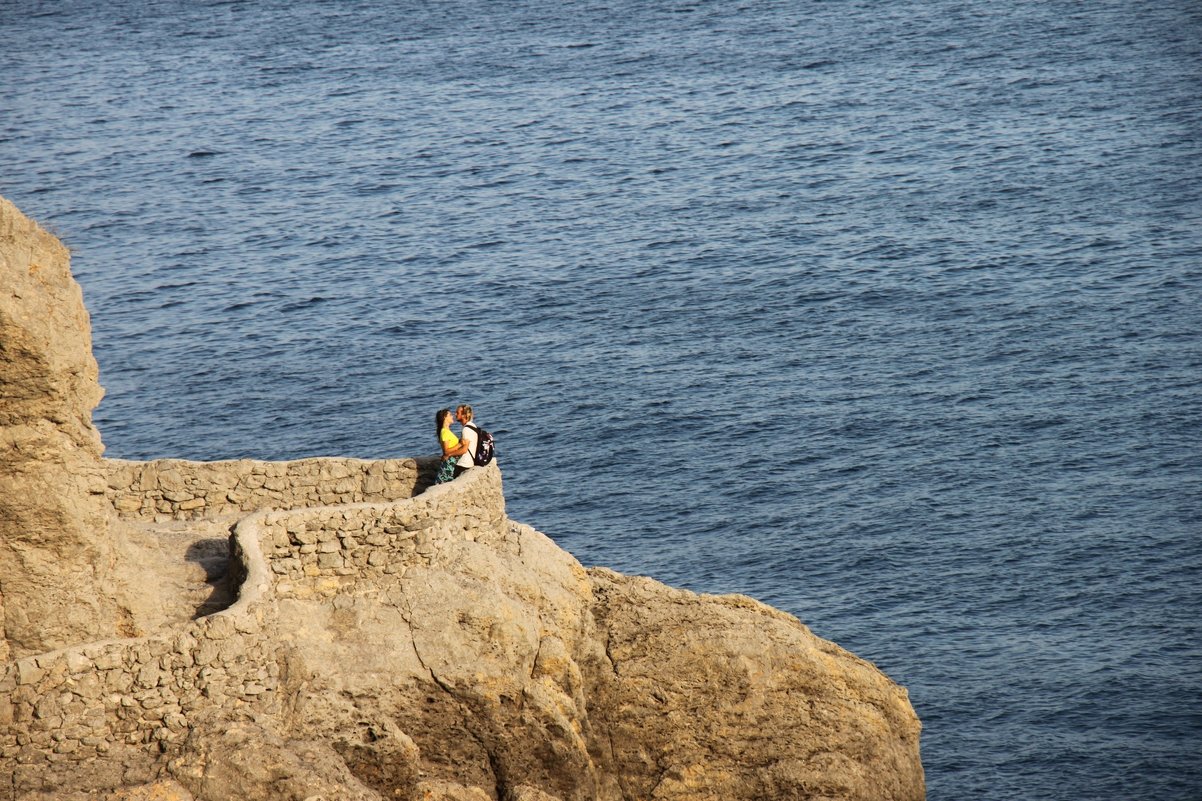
0,196,139,661
0,196,924,801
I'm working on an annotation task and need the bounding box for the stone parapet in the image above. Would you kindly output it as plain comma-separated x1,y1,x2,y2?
253,463,507,596
101,455,440,521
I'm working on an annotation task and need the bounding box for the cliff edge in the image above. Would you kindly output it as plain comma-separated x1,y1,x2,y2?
0,196,136,660
0,196,924,801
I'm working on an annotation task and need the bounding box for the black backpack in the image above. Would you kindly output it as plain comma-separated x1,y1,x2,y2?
465,423,496,466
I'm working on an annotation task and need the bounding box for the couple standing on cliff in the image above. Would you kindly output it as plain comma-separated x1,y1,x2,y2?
435,404,483,484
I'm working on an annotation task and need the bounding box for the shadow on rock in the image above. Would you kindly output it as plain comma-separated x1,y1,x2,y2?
185,537,237,618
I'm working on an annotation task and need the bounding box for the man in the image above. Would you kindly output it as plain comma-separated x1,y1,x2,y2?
454,404,478,478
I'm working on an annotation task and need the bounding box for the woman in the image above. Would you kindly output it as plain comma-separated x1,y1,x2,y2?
435,408,468,484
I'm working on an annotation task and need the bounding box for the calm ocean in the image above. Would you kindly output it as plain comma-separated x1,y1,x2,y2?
3,1,1200,797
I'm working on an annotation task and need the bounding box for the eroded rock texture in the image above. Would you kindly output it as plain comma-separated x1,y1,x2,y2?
0,196,924,800
0,196,125,659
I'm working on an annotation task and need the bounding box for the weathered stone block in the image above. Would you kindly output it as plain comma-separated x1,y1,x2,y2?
158,470,185,492
52,739,79,754
33,695,60,721
321,462,353,480
293,527,318,546
174,631,198,654
113,495,143,513
136,663,162,689
136,469,158,493
103,671,133,694
64,651,92,675
317,552,344,569
16,660,44,686
233,614,260,635
140,697,166,714
70,672,102,700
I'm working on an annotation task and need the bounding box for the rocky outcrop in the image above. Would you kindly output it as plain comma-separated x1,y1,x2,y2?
0,196,924,800
0,196,131,660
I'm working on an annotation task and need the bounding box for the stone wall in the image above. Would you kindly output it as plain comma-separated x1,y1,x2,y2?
101,456,440,521
0,463,506,796
0,606,286,793
254,467,507,595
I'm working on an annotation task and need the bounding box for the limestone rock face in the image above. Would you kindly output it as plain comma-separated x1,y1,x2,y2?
586,569,924,800
0,197,124,659
167,719,382,801
0,195,925,800
269,521,923,801
0,197,103,454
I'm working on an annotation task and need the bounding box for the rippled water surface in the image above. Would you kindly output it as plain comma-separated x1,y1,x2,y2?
4,1,1201,798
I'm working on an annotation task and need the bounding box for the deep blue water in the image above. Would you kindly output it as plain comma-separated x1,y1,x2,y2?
3,1,1201,798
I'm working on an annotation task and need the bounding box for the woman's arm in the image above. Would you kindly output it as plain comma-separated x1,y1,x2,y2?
441,438,469,458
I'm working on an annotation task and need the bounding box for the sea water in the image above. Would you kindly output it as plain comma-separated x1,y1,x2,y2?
2,1,1200,798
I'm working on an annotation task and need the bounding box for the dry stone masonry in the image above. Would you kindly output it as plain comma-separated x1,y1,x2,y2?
1,462,507,796
102,457,433,522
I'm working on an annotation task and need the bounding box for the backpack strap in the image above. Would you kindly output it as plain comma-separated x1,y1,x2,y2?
463,423,480,460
